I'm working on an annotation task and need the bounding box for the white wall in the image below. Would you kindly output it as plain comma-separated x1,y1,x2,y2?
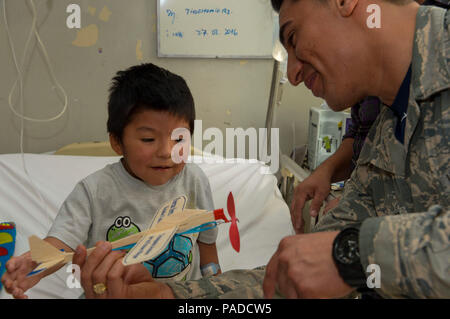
0,0,323,159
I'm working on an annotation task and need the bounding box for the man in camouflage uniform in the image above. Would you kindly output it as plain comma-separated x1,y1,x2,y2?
308,5,450,298
73,0,449,299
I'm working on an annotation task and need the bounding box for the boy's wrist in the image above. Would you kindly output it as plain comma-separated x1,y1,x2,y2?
200,262,221,277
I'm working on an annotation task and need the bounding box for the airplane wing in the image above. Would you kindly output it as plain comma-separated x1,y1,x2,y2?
121,194,236,265
28,259,66,276
29,235,64,263
28,235,68,275
146,195,187,230
122,226,178,265
116,196,186,263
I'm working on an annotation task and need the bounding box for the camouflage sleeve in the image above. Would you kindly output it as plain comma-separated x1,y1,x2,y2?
313,167,377,232
165,266,276,299
359,205,450,298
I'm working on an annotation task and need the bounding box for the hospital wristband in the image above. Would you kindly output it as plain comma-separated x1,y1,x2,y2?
200,262,221,277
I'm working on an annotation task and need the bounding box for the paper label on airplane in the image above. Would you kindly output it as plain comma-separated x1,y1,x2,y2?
122,227,178,265
147,196,187,230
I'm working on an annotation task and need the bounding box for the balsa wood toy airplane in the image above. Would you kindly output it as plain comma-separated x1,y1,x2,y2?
28,192,239,276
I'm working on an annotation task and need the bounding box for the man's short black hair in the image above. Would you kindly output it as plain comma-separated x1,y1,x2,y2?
271,0,285,12
271,0,328,12
107,63,195,141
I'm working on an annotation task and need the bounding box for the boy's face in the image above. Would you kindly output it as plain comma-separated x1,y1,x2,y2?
110,109,190,186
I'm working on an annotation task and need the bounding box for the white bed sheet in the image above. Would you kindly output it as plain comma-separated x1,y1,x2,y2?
0,153,293,299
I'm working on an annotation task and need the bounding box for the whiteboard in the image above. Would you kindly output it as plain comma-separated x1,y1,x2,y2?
157,0,276,58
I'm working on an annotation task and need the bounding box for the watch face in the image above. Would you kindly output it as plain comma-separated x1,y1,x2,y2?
335,231,360,265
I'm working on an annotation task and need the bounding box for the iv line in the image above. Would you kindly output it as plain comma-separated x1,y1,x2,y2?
3,0,68,123
3,0,69,225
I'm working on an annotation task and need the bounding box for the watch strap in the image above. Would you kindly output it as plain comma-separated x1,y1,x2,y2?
332,227,367,288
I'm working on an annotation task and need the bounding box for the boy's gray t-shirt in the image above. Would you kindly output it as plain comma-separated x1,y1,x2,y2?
48,160,217,281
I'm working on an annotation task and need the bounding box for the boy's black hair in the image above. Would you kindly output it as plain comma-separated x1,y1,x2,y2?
107,63,195,141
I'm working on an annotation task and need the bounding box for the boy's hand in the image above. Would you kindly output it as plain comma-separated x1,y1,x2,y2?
1,252,40,299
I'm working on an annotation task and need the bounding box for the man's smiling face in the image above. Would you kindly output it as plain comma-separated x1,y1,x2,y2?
279,0,368,110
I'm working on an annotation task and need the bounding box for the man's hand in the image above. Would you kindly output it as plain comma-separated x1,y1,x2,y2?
73,241,174,299
291,138,354,233
263,231,354,299
323,197,341,215
291,170,332,233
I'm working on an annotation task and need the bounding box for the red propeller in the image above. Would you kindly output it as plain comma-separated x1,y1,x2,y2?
227,192,240,253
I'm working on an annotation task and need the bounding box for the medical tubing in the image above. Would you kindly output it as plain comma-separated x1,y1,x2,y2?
3,0,69,225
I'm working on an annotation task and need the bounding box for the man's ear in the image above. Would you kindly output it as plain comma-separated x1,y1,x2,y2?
109,134,123,156
334,0,359,17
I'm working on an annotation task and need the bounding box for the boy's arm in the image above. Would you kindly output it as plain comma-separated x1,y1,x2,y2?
4,178,93,298
24,237,75,281
198,241,222,276
2,237,74,299
44,236,74,252
40,236,75,274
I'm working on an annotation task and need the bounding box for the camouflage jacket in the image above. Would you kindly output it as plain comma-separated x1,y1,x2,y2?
314,6,449,298
166,6,449,299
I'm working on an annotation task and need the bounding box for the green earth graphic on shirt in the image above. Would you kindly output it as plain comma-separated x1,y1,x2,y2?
106,216,194,279
106,216,140,242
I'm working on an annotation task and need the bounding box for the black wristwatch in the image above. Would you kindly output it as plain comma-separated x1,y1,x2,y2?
332,227,367,288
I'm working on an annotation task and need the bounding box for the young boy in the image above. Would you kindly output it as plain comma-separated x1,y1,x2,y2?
2,63,221,298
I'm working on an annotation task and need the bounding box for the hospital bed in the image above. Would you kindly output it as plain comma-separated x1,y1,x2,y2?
0,142,294,299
